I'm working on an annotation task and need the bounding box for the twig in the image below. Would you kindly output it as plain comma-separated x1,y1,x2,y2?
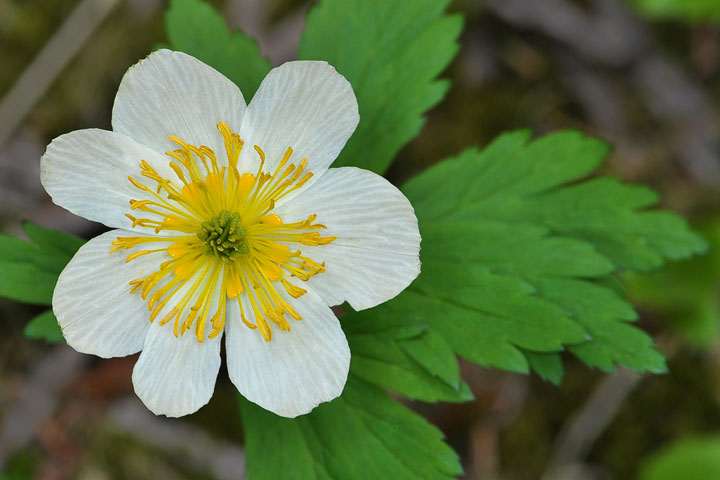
542,368,642,479
0,0,119,149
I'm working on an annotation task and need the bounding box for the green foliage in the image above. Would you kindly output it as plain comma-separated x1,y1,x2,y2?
23,221,85,257
240,377,462,480
164,2,466,475
628,220,720,349
165,0,271,99
524,351,564,385
23,310,63,343
0,223,80,342
165,0,462,176
639,436,720,480
8,2,707,478
299,0,463,174
631,0,720,23
0,222,83,305
399,130,706,377
342,309,473,403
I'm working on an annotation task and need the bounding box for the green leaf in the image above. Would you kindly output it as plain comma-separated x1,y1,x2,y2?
23,310,64,343
165,0,271,98
0,262,59,305
0,233,68,273
342,308,472,403
407,130,705,271
399,327,463,389
397,262,591,374
639,436,720,480
524,351,564,385
22,220,85,258
0,223,83,305
299,0,462,174
537,278,666,374
627,220,720,349
398,130,705,377
241,376,462,480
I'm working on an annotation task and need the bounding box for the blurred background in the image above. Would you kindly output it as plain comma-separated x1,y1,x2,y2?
2,0,720,478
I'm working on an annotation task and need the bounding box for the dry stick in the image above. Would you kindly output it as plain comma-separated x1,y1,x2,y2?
541,333,680,478
0,0,119,149
542,368,643,479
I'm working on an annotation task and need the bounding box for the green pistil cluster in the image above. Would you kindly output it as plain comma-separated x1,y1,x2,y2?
198,210,248,262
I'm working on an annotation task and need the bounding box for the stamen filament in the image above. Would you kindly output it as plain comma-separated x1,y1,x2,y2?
113,121,334,343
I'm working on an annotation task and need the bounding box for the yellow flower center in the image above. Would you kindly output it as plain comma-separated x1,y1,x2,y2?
109,121,335,343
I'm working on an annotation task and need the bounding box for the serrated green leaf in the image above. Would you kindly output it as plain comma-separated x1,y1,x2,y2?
627,220,720,349
241,376,462,480
299,0,462,174
403,131,605,222
409,130,705,271
524,351,564,385
0,223,83,305
538,278,667,374
502,179,706,271
23,310,64,343
342,309,472,403
399,130,704,375
400,261,590,373
165,0,271,99
0,223,83,306
420,221,615,278
639,436,720,480
399,328,462,390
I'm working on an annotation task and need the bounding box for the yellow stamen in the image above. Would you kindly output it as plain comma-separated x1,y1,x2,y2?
112,121,334,343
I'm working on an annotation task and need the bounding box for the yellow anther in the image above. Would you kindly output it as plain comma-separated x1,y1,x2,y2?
125,249,160,262
169,162,188,183
158,307,179,326
128,176,152,192
168,242,193,259
260,214,283,225
254,145,266,163
226,273,244,299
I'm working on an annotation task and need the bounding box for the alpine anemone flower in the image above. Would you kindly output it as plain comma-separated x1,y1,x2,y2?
41,50,420,418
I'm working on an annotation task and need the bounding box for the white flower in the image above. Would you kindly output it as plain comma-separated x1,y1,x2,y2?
40,50,420,418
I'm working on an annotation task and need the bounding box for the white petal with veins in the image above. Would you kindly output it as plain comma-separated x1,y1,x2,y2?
132,273,224,418
113,49,246,161
54,230,168,358
225,287,350,418
237,61,359,201
41,129,176,231
274,167,421,310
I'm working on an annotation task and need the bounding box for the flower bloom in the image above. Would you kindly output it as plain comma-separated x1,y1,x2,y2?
40,50,420,418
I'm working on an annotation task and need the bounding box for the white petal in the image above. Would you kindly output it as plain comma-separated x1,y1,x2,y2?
112,49,246,161
237,61,358,197
132,313,222,418
53,230,167,358
274,167,420,311
41,128,175,230
225,287,350,418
